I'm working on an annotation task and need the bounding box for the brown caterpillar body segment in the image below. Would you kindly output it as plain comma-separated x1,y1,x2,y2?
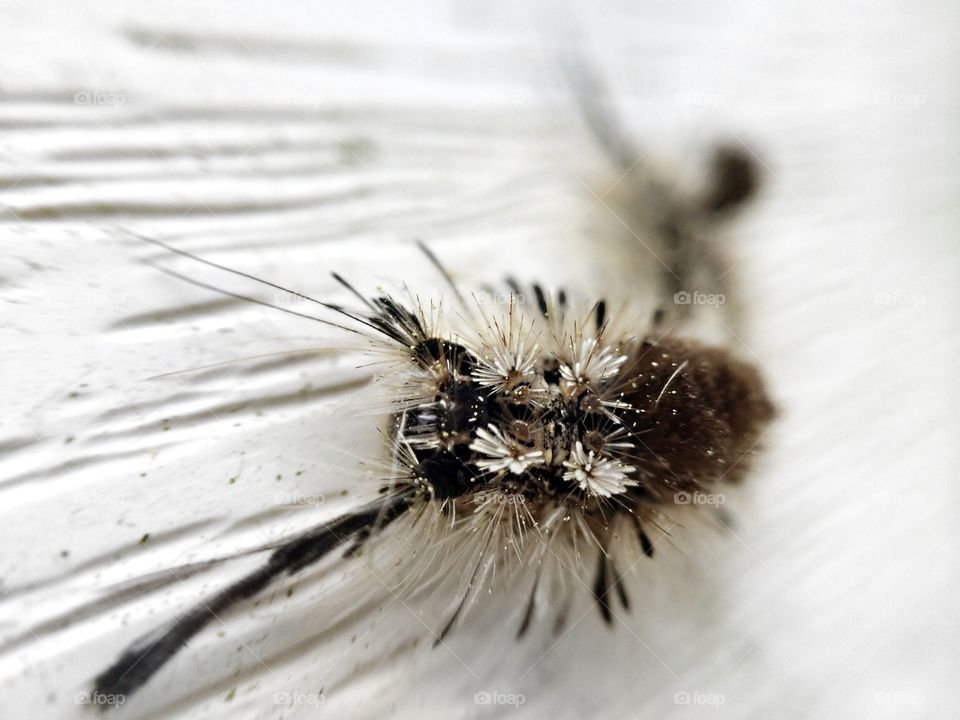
620,336,775,500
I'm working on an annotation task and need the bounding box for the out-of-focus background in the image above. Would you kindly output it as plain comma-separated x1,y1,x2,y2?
1,1,958,718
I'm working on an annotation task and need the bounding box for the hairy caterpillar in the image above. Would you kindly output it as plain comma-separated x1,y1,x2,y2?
92,67,775,708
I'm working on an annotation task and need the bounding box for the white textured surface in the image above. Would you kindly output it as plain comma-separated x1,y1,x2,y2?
1,1,958,718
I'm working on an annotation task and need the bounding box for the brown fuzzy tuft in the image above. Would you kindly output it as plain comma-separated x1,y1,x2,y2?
622,336,775,497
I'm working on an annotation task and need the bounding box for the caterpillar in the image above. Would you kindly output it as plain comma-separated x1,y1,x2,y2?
92,64,775,709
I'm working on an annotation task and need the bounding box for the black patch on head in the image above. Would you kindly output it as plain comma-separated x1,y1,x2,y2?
413,338,475,374
417,450,480,499
437,381,489,439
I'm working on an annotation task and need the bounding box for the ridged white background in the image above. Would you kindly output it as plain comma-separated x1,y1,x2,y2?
1,1,958,718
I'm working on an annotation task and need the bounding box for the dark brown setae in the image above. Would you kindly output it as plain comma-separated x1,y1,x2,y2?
621,336,775,500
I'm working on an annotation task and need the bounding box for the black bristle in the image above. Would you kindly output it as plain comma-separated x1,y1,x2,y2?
592,553,613,625
595,300,607,329
532,284,549,317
